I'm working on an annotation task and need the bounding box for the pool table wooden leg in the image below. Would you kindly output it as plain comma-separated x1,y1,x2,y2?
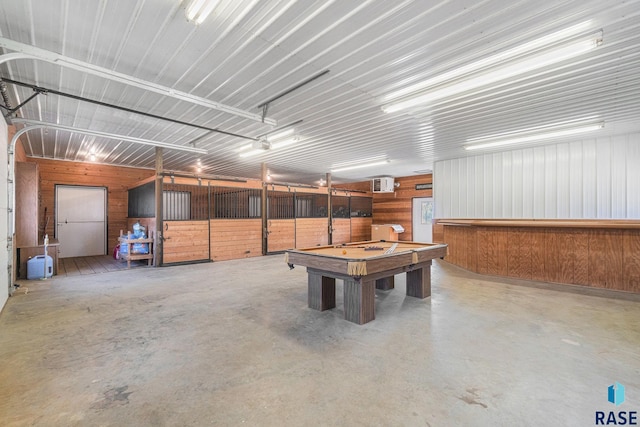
406,261,431,299
308,271,336,311
344,279,375,324
375,276,395,290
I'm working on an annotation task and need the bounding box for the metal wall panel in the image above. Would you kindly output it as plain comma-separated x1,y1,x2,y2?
434,133,640,219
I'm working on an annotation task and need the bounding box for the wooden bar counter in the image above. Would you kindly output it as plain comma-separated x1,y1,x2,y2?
434,219,640,293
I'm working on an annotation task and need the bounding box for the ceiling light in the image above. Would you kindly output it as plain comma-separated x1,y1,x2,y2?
382,25,601,113
464,122,604,151
331,160,390,173
271,136,299,149
185,0,220,24
89,154,96,162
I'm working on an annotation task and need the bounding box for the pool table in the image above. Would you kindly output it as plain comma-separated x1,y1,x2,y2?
285,240,448,324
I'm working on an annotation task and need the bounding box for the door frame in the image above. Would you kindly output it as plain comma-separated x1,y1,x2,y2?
412,197,434,243
55,184,108,257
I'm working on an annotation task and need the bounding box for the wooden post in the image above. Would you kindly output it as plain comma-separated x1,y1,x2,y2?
155,147,163,266
261,163,268,255
326,172,332,245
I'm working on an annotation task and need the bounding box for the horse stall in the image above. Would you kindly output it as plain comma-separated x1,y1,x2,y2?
349,196,373,242
331,194,351,244
266,189,295,253
209,186,262,261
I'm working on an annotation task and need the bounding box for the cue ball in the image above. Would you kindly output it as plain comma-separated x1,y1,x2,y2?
342,249,347,255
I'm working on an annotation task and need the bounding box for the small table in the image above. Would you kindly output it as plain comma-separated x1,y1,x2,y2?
285,240,448,324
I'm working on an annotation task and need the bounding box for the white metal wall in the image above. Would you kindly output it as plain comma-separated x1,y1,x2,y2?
1,120,9,312
434,133,640,219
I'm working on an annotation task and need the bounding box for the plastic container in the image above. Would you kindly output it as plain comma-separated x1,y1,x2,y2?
27,255,53,280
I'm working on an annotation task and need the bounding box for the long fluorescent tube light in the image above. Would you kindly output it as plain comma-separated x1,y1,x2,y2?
382,21,592,103
266,128,295,141
382,28,602,113
464,122,604,151
331,160,390,173
185,0,220,24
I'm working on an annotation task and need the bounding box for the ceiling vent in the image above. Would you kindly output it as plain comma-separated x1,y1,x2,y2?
372,177,395,193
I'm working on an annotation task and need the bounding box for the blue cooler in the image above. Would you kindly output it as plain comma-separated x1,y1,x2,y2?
27,255,54,280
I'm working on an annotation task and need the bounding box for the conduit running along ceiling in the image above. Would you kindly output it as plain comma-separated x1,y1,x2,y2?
0,0,639,185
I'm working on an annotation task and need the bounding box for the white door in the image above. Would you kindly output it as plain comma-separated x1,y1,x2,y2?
56,186,107,258
412,197,434,243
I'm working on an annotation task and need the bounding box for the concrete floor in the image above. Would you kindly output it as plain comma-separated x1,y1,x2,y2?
1,256,639,426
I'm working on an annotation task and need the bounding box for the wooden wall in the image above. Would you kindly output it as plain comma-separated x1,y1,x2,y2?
31,158,154,251
210,219,262,261
295,218,329,248
15,162,39,247
339,174,432,241
441,221,640,293
372,175,432,241
163,220,209,264
267,219,295,252
331,218,351,244
350,217,372,242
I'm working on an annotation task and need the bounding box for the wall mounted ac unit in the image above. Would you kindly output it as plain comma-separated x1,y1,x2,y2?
372,177,395,193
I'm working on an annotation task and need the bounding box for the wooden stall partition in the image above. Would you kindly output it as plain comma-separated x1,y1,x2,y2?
267,219,295,252
295,218,329,248
331,218,351,244
210,219,262,261
350,217,372,242
163,220,209,264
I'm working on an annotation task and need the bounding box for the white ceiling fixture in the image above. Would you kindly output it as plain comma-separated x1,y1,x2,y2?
184,0,220,25
464,120,604,151
381,23,603,113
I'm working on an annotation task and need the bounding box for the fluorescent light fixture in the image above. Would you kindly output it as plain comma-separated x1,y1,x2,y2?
464,122,604,151
382,25,602,113
185,0,220,24
331,160,390,173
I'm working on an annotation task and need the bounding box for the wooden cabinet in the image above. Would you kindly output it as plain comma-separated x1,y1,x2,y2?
15,162,39,247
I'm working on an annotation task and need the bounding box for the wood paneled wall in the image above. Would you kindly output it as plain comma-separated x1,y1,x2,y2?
331,218,351,244
210,219,262,261
295,218,329,248
267,219,295,252
350,217,372,242
441,221,640,293
30,158,154,251
163,220,209,264
371,175,432,241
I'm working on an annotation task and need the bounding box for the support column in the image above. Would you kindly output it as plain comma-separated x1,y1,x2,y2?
326,172,332,245
261,163,268,255
375,276,395,290
154,147,163,267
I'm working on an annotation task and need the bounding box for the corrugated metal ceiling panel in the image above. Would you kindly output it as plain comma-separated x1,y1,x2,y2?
0,0,639,184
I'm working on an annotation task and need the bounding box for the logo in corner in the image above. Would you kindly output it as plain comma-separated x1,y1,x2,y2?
608,382,626,406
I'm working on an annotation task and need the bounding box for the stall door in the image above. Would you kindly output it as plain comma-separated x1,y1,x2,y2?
412,197,433,243
56,185,107,258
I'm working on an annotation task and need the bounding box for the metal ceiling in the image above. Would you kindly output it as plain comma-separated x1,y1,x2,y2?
1,0,639,185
